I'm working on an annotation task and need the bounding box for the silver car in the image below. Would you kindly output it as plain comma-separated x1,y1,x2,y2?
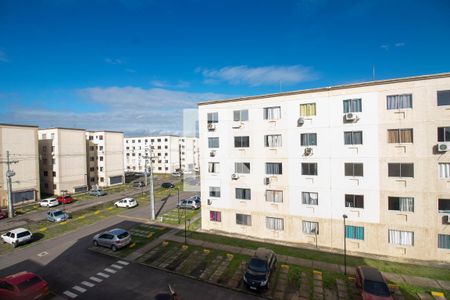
92,228,131,252
47,210,69,223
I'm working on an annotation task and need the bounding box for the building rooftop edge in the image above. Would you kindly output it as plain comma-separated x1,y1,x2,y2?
39,127,86,131
0,123,39,128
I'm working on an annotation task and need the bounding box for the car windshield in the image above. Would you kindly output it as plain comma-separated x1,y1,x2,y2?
364,279,391,297
248,258,267,273
117,231,129,239
53,211,64,216
17,276,42,291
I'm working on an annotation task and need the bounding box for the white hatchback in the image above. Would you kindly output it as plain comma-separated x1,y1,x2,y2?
1,228,33,247
39,197,59,207
114,197,138,208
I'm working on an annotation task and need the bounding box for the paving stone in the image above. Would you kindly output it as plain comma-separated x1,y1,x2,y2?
417,293,434,300
314,280,323,288
274,291,285,300
383,272,406,284
324,288,338,300
437,280,450,291
405,276,442,290
315,286,324,294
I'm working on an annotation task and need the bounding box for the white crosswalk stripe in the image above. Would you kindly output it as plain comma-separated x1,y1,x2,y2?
104,268,116,274
97,272,110,278
89,276,103,283
63,291,78,298
111,264,123,269
72,286,87,293
117,260,129,266
81,281,95,288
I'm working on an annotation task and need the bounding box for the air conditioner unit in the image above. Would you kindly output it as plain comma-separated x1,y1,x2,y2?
304,147,313,156
344,112,358,121
297,117,305,127
231,173,239,180
232,123,242,129
207,123,216,131
209,151,216,157
437,142,450,152
443,214,450,224
264,177,270,185
207,199,212,205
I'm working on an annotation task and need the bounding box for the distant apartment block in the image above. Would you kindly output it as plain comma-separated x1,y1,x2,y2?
124,136,199,174
0,124,40,207
198,72,450,262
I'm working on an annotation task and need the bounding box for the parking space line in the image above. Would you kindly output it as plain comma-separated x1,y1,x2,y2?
104,268,116,274
89,276,103,283
81,281,95,288
117,260,129,266
63,290,78,298
111,264,123,269
97,272,110,278
72,286,86,293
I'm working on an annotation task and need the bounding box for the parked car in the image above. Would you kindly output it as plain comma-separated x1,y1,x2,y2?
171,172,182,177
161,182,175,188
1,228,33,248
177,197,201,210
39,197,59,208
0,210,8,220
355,266,393,300
47,209,69,223
93,228,131,251
132,181,145,187
243,248,277,290
89,189,107,197
0,271,49,300
114,197,138,208
57,195,73,204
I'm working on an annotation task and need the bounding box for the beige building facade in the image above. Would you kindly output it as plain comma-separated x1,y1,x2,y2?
198,72,450,262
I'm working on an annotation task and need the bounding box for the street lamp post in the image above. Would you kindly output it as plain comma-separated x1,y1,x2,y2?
343,214,348,275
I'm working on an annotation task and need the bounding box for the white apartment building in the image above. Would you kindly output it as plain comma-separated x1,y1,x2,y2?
124,136,199,174
0,124,40,207
199,72,450,262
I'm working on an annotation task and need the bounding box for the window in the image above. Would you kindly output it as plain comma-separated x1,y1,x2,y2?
439,163,450,179
343,98,362,113
209,187,221,197
99,156,104,161
266,190,283,203
438,199,450,212
233,109,249,122
210,211,221,222
302,192,318,205
208,137,219,148
266,217,284,230
235,162,250,174
236,188,251,200
236,214,252,226
52,171,56,177
302,221,319,235
301,163,318,176
42,133,47,139
345,194,364,208
43,171,48,177
437,90,450,106
344,131,363,145
386,94,413,109
234,136,250,148
207,112,218,124
301,133,317,146
263,106,281,120
387,129,413,143
388,230,414,246
265,135,282,147
99,135,103,140
388,197,414,212
266,163,282,175
438,234,450,249
438,127,450,142
344,163,364,177
208,162,220,173
300,103,316,116
388,163,414,178
345,226,364,240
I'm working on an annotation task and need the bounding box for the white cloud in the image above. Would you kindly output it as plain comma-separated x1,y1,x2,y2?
104,58,124,65
198,65,317,86
380,44,390,50
0,50,9,63
150,80,190,89
395,42,405,47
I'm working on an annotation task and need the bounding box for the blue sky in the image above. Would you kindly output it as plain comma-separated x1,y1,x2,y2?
1,0,449,135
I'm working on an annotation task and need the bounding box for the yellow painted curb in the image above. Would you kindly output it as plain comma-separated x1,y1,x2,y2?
129,243,136,248
107,207,113,211
147,232,154,238
313,270,322,275
77,215,86,220
39,227,48,232
59,221,67,225
162,241,169,246
281,264,289,270
181,245,189,250
94,210,101,215
227,253,234,260
203,249,210,254
431,291,444,297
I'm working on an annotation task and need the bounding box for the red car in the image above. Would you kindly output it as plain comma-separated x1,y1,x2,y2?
0,271,49,299
57,195,74,204
356,266,393,300
0,210,8,220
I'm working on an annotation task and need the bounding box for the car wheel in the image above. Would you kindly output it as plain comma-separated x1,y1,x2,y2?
111,245,117,252
115,204,119,208
12,242,17,248
93,240,98,247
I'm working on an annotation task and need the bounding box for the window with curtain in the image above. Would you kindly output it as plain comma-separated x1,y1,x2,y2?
266,190,283,203
235,162,250,174
265,134,282,147
343,98,362,113
302,221,319,234
388,163,414,178
302,163,318,175
209,187,221,197
300,103,317,116
233,109,249,122
210,211,221,222
438,199,450,212
234,136,250,148
388,230,414,246
207,112,219,124
439,163,450,179
387,129,413,143
302,192,318,205
263,106,281,120
437,127,450,142
388,197,414,212
208,137,219,148
386,94,413,110
301,133,317,146
208,162,220,173
345,226,364,240
438,90,450,106
235,188,251,200
266,217,284,230
266,163,282,175
345,194,364,208
344,163,364,177
438,234,450,249
236,214,252,226
344,131,363,145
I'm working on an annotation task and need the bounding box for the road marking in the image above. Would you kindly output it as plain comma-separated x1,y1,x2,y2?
37,251,48,257
89,276,103,283
63,290,78,298
111,264,123,269
72,286,86,293
97,272,110,278
104,268,116,274
117,260,129,266
81,281,95,288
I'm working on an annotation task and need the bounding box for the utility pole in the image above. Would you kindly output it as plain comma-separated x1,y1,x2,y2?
2,151,18,218
143,150,155,220
144,158,148,186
